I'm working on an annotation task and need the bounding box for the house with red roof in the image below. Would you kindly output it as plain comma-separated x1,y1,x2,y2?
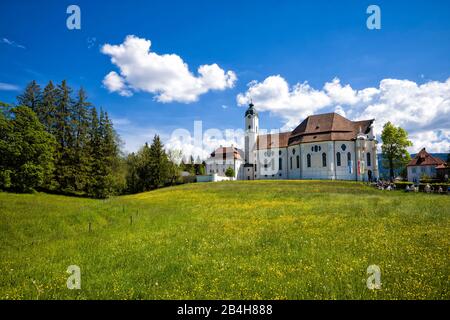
407,148,447,182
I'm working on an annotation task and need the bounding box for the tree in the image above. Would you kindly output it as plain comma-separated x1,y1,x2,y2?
381,122,412,180
53,80,74,192
17,80,41,112
125,152,140,194
0,106,55,192
148,135,169,189
225,167,235,178
37,81,57,133
71,88,91,191
167,149,182,185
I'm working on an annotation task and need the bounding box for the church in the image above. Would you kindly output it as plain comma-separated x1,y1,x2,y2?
206,102,379,181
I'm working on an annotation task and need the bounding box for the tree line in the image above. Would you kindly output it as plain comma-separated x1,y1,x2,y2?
0,80,199,198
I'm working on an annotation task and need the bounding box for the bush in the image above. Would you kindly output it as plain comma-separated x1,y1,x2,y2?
225,167,235,178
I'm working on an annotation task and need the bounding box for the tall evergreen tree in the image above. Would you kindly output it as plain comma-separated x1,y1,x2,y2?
86,107,103,197
71,88,91,191
17,80,41,112
53,80,74,191
137,142,153,191
39,81,57,134
148,135,169,189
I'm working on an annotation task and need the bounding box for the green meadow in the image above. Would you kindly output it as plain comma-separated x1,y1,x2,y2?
0,181,449,300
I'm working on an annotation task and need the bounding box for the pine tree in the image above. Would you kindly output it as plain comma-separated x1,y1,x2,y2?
72,88,91,191
137,142,153,191
39,81,57,134
148,135,169,189
17,80,41,112
53,80,74,192
86,107,102,197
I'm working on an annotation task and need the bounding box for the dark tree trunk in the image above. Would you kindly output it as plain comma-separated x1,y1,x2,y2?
389,157,394,181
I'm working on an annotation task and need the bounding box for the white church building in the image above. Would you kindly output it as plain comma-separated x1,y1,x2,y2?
206,102,379,182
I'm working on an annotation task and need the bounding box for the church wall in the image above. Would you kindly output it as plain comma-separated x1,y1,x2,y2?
300,142,336,180
287,145,301,179
206,158,243,179
334,141,357,180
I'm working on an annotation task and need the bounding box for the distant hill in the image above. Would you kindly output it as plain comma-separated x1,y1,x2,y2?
377,153,448,178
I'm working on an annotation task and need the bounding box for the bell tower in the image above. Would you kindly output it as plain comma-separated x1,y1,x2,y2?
244,101,258,180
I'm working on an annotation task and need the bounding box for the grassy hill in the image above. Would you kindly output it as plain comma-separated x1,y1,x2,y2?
0,181,449,299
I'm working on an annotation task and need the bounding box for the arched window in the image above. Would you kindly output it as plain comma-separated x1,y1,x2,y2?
336,152,341,166
290,157,292,170
307,154,311,167
322,152,327,167
347,152,351,162
296,155,300,168
279,157,282,171
367,152,371,167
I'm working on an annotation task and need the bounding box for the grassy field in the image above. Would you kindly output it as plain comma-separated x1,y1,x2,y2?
0,180,449,300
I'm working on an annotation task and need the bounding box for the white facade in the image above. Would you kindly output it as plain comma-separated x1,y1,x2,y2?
254,140,378,181
407,165,436,183
205,104,379,182
205,147,244,180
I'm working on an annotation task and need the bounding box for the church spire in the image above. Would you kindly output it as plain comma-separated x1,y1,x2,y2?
245,100,258,117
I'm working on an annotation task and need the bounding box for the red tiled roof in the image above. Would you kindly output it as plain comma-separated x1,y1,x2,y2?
210,146,243,160
255,113,374,149
257,132,291,149
407,148,446,167
288,113,373,145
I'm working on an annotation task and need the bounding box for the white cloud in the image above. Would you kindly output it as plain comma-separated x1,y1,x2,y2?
1,38,25,49
102,71,132,97
237,76,450,153
101,35,236,103
0,82,20,91
237,75,331,129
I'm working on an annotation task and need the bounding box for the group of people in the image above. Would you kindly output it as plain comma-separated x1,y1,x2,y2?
375,180,396,191
420,183,446,194
373,180,448,194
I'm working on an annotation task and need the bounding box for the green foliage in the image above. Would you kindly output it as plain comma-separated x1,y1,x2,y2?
17,80,41,112
381,122,413,179
1,81,123,198
0,106,56,192
148,135,169,188
225,167,235,178
124,137,183,193
0,181,448,299
167,149,182,185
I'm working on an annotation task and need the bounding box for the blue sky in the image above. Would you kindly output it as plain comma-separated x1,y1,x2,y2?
1,0,449,154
